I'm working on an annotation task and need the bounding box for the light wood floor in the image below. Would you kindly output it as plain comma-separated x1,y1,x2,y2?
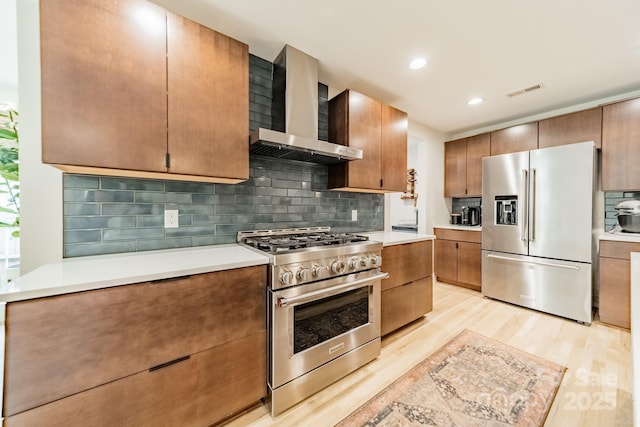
227,281,632,427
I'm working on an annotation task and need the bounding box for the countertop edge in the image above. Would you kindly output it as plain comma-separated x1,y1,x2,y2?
596,229,640,243
1,245,270,302
434,225,482,232
361,231,435,247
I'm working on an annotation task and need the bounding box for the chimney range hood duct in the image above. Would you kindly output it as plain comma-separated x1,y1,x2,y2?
249,45,362,164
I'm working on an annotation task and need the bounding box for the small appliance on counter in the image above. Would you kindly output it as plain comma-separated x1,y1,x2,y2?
616,200,640,233
450,213,462,225
468,206,481,226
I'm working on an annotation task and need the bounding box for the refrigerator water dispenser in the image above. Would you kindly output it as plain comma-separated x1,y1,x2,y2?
495,196,517,225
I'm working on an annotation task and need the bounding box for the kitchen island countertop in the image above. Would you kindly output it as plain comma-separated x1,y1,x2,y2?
362,231,435,247
0,244,269,302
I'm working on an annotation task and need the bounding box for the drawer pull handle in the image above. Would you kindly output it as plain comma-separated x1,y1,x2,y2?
149,355,190,372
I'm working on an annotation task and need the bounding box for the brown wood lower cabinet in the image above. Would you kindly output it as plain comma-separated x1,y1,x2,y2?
434,228,482,291
3,265,267,425
381,240,433,335
5,333,266,427
598,240,640,330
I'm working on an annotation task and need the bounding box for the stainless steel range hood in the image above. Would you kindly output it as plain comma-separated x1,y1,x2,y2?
249,45,362,164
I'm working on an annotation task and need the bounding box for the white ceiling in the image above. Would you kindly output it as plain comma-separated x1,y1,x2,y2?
151,0,640,135
5,1,640,134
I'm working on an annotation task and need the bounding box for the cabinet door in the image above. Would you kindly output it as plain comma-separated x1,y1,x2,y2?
538,107,602,149
346,91,382,189
457,242,482,290
167,13,249,180
602,97,640,191
381,278,433,336
40,0,168,172
4,266,266,416
444,138,467,197
599,257,630,329
465,133,490,196
435,239,457,283
382,241,431,291
381,104,408,191
490,122,538,156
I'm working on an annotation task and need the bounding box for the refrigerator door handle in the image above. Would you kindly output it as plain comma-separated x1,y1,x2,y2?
486,254,581,270
530,168,536,242
521,169,528,242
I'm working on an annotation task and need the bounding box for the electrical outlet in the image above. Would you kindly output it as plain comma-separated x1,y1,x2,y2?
351,210,358,221
164,210,179,228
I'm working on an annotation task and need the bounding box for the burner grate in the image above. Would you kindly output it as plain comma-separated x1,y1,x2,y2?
241,229,369,254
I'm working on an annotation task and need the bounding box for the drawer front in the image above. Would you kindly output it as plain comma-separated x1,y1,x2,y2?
381,278,433,336
4,266,266,416
382,240,432,291
599,240,640,260
434,228,481,243
5,333,266,427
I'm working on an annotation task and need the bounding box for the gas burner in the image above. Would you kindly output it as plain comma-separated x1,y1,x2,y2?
239,228,370,254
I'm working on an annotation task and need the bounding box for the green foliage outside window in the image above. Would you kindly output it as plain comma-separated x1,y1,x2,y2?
0,104,19,237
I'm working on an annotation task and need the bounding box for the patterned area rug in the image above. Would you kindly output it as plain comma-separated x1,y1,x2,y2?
337,329,566,426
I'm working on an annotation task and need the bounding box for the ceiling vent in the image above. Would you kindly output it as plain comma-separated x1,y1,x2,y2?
507,83,543,97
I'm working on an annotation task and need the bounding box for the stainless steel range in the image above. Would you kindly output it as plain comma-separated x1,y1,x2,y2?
238,227,388,416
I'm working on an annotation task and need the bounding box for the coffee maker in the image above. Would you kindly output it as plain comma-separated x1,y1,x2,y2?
468,206,481,226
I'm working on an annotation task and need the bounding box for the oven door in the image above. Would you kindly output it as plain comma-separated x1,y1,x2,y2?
269,269,387,388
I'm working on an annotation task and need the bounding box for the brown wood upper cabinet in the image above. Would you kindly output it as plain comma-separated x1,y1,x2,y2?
490,122,538,156
40,0,249,184
328,90,408,192
538,107,602,149
602,97,640,191
444,133,490,197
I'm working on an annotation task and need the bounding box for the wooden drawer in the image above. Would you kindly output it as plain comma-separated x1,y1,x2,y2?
434,228,481,243
381,278,433,336
4,333,267,427
599,240,640,260
4,266,267,416
382,240,432,291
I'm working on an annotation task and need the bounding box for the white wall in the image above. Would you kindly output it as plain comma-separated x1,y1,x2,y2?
17,0,63,274
0,0,18,103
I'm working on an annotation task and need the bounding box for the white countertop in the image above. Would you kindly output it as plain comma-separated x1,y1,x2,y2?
362,231,435,246
0,244,269,302
434,224,482,232
631,252,639,427
597,228,640,243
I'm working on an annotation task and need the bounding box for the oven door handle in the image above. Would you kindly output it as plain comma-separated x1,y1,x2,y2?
276,271,389,308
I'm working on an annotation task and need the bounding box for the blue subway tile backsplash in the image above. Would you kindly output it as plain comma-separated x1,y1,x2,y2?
63,158,383,257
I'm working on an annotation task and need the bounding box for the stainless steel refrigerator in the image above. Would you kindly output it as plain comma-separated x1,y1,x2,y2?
481,141,595,324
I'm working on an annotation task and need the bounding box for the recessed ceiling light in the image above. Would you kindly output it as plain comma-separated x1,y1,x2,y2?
409,58,427,70
468,97,483,105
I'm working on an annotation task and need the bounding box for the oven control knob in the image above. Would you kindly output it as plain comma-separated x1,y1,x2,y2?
297,268,310,281
280,270,294,286
348,257,360,269
370,255,381,266
311,265,325,277
330,260,345,274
